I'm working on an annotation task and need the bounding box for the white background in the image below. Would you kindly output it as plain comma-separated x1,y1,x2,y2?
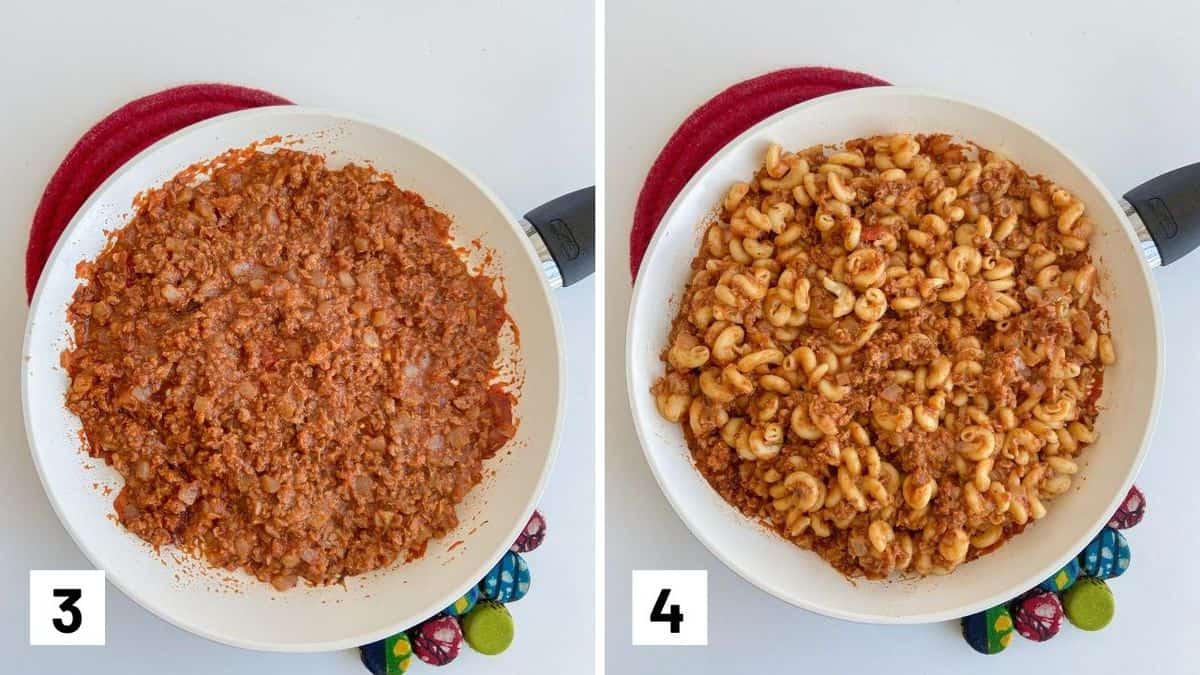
0,1,594,673
605,0,1200,673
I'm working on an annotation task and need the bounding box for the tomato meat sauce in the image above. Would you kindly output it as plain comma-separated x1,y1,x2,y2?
63,149,517,590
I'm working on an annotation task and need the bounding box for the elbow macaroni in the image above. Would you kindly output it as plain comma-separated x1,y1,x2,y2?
650,134,1114,579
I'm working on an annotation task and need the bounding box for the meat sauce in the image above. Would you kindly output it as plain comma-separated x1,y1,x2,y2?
63,149,517,590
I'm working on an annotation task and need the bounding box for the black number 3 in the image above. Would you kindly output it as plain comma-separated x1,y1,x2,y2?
52,588,83,634
650,588,683,633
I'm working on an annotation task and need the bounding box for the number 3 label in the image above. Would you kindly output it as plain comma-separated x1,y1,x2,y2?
632,570,707,646
30,571,105,646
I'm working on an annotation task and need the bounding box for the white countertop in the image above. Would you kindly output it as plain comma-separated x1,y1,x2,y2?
604,0,1200,672
0,1,594,672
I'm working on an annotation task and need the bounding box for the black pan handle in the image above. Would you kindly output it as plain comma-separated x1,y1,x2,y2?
1123,162,1200,267
522,186,594,287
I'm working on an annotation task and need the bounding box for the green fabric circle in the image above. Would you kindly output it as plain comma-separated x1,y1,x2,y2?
463,600,514,655
384,632,412,674
1063,577,1115,631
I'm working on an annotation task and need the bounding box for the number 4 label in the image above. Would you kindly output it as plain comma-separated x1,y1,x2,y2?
632,570,707,646
30,570,105,646
650,588,684,633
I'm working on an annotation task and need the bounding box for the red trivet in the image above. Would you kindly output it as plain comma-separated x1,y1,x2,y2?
25,83,292,301
629,67,889,280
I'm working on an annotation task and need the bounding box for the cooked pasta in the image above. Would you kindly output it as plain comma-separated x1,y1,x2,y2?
651,134,1113,579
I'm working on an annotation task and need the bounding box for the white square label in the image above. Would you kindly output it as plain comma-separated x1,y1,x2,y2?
631,569,707,646
30,570,105,646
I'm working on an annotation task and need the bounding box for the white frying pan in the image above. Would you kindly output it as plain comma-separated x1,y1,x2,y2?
22,106,593,651
627,87,1198,623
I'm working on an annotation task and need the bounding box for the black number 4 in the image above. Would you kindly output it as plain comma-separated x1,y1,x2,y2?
650,588,683,633
52,588,83,634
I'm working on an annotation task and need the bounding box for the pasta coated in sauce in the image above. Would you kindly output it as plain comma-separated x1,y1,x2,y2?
652,134,1112,579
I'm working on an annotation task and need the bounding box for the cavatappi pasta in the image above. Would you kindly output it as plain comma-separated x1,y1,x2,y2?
651,134,1114,579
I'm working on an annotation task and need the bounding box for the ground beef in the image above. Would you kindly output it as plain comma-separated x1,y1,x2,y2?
63,148,516,590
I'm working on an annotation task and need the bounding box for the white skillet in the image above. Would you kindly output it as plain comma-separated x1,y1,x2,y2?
628,87,1198,623
22,106,593,651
